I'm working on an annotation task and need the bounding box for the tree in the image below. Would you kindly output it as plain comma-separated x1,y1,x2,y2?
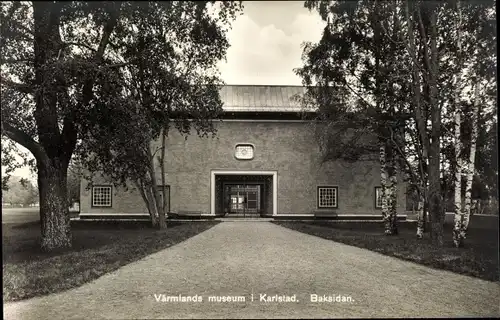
397,0,494,245
441,0,497,247
0,1,242,250
475,107,498,200
2,176,27,206
67,159,82,207
423,1,445,246
452,0,464,246
1,137,33,191
75,2,240,229
297,0,495,246
20,178,39,207
296,0,415,235
1,176,37,207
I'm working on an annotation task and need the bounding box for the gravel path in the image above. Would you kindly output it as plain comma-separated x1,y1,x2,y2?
4,222,499,319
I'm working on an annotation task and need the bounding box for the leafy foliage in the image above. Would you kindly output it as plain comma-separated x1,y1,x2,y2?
0,1,242,247
2,176,38,207
296,1,410,165
67,160,82,206
71,2,241,227
296,0,496,197
296,0,496,244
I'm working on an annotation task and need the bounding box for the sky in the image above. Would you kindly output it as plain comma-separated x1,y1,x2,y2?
2,1,326,182
218,1,325,85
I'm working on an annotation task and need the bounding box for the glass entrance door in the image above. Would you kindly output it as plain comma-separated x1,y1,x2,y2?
224,184,261,215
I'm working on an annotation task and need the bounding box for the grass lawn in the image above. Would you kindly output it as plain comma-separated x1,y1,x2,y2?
1,207,80,224
273,221,499,282
3,220,219,302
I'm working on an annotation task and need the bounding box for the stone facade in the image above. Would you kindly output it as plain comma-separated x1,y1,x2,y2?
79,119,406,217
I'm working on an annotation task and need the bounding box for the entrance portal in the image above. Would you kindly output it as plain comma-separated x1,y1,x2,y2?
224,183,262,215
214,173,274,217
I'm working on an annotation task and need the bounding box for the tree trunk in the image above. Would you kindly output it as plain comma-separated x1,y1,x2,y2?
388,172,398,235
461,81,480,239
144,143,165,229
385,142,398,235
452,101,464,246
380,144,390,233
148,161,165,230
37,159,72,251
159,127,168,229
427,7,444,247
423,194,430,232
157,191,167,230
406,0,431,238
452,0,466,248
416,194,425,238
135,178,159,228
472,199,480,215
429,170,444,246
146,185,159,228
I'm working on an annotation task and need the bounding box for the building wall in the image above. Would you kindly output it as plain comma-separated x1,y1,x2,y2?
80,120,406,216
80,175,148,214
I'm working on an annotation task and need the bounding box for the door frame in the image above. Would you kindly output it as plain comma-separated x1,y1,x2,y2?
210,170,278,216
222,181,264,214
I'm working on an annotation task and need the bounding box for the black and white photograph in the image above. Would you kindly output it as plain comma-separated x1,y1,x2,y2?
1,0,498,319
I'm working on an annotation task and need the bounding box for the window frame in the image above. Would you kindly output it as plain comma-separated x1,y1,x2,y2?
91,185,113,208
374,186,383,209
234,143,255,160
317,186,339,209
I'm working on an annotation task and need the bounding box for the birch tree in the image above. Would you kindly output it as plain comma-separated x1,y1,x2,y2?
450,0,496,246
461,82,480,232
451,1,465,246
296,0,409,235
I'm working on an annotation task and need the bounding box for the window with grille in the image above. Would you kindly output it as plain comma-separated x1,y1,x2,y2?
235,144,254,160
317,186,338,208
92,186,112,207
375,186,383,209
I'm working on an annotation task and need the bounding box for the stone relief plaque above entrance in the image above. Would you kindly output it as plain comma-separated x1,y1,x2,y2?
234,144,255,160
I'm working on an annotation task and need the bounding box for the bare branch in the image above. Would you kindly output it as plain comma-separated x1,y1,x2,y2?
63,42,97,53
343,80,376,109
80,2,123,106
95,2,123,61
1,121,48,164
100,61,132,69
150,144,163,159
389,126,420,189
